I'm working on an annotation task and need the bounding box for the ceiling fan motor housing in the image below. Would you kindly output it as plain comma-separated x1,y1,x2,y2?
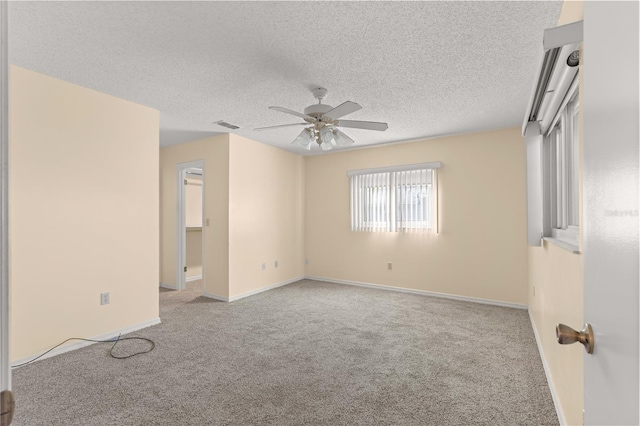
304,103,333,119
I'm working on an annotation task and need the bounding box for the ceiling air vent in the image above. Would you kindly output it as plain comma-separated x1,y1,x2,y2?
213,120,240,130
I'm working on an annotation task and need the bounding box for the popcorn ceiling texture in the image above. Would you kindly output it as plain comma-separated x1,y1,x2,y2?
9,1,562,154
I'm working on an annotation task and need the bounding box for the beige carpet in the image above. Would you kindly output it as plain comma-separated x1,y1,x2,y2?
11,279,558,425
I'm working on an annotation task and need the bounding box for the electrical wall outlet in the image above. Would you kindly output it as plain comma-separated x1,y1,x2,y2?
388,262,393,270
261,263,266,271
100,292,110,305
305,258,309,265
274,260,278,268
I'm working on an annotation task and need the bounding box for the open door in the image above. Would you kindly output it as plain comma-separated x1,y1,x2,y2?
581,2,638,424
176,160,205,291
0,3,13,425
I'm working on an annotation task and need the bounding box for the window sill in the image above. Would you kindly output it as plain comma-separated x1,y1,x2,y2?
543,237,581,254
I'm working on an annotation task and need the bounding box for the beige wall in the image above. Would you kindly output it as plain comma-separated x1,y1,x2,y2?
159,135,229,296
529,242,583,425
160,134,304,299
305,127,528,305
228,135,305,298
528,2,584,425
9,66,159,361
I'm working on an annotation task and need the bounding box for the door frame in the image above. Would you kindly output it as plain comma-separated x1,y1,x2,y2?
176,160,205,291
1,0,10,393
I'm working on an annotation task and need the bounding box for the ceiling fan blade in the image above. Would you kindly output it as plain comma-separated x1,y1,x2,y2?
323,101,362,120
269,106,314,121
336,120,388,131
254,123,308,131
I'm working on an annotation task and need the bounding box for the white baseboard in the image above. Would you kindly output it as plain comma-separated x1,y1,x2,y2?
528,309,566,425
186,275,203,283
304,276,527,310
202,290,228,302
159,282,177,290
11,317,161,368
203,276,304,303
229,276,304,302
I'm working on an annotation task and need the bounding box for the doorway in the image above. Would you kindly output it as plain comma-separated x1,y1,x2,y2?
176,161,205,292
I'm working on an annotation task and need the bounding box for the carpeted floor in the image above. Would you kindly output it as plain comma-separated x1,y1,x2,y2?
11,279,558,425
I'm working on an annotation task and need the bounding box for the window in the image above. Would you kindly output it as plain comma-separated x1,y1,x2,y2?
543,87,579,248
348,162,440,232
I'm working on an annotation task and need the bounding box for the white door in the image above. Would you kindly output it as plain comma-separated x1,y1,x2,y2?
582,1,639,424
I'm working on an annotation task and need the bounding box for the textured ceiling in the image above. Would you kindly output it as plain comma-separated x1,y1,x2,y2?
9,1,562,155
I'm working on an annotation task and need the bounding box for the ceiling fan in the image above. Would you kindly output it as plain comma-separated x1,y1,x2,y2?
254,87,388,151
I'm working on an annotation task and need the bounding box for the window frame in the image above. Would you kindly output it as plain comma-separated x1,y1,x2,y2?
543,81,580,251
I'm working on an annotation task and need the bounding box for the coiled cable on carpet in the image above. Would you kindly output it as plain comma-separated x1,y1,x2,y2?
11,334,155,368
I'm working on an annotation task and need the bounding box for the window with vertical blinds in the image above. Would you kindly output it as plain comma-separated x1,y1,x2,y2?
348,162,441,232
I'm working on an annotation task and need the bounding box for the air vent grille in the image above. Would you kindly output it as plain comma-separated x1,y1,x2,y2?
213,120,240,130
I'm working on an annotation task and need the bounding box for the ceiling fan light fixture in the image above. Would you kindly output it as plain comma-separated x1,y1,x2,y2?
320,140,334,151
320,126,336,148
333,129,355,147
292,128,313,150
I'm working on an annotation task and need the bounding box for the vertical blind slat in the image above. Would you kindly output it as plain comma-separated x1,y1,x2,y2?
409,171,414,232
411,170,420,232
382,173,386,231
385,172,389,231
390,172,395,232
423,169,427,232
416,171,420,232
356,175,360,231
376,173,381,232
367,173,372,231
358,175,362,231
364,174,368,231
373,173,378,232
351,176,362,231
350,175,354,231
385,173,389,232
399,170,404,230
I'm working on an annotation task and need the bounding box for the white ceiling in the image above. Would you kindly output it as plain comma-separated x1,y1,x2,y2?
9,1,562,155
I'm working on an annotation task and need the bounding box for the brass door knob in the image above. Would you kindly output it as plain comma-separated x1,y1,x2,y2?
556,323,594,354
